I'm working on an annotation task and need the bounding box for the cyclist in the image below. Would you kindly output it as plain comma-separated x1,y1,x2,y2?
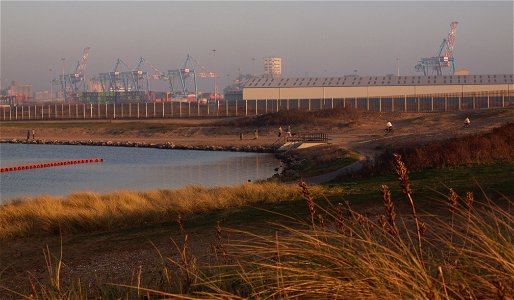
464,117,471,128
385,121,393,134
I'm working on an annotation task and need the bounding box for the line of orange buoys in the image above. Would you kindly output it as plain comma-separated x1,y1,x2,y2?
0,158,104,172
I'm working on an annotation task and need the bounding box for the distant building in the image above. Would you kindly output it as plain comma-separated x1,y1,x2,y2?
264,57,282,78
242,74,513,112
35,91,51,102
454,69,470,75
6,81,33,102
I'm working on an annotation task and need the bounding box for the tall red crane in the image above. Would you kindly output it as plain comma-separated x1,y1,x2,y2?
415,22,459,76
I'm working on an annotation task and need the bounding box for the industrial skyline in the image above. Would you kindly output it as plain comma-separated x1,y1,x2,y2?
1,1,513,93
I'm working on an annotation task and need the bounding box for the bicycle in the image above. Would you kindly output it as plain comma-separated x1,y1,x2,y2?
384,127,393,135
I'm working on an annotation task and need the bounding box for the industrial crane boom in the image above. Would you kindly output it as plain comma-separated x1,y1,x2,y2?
415,21,459,76
74,47,90,76
445,21,458,58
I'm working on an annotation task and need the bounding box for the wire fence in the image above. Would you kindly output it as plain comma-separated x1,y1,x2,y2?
1,90,512,121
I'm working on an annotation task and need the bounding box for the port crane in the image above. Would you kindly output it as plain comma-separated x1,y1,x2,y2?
167,55,198,100
191,55,220,101
98,58,131,92
57,47,90,100
415,21,458,76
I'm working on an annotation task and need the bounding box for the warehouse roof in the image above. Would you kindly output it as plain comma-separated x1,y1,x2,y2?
242,74,514,88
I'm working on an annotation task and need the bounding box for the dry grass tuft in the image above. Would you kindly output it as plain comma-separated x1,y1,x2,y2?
0,182,339,240
181,183,511,299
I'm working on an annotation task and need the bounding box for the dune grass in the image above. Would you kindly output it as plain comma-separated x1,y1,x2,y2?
118,156,513,299
8,155,512,299
0,181,340,240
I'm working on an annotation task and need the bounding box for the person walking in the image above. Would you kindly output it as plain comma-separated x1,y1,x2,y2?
26,130,30,141
278,126,283,137
254,128,259,140
32,129,35,140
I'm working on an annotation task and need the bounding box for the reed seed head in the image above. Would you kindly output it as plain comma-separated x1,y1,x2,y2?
380,184,398,235
465,191,474,208
448,188,459,212
393,153,411,195
335,202,347,234
299,179,316,225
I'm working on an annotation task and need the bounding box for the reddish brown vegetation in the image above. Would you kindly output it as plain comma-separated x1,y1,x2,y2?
370,123,514,174
220,105,359,128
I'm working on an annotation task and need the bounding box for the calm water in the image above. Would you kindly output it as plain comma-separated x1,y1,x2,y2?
0,143,280,202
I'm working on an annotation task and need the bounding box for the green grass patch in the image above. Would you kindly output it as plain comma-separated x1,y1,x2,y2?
299,149,360,177
187,162,514,230
329,162,514,205
284,145,361,179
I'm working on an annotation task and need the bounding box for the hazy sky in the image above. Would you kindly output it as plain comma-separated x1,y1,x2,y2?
1,1,513,92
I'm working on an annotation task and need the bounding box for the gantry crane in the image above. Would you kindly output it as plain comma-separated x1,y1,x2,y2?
98,57,169,99
98,58,131,92
134,57,169,88
415,21,459,76
167,55,198,100
57,47,90,101
190,55,220,102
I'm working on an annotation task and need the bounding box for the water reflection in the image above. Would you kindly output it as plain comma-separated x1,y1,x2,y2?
0,143,280,201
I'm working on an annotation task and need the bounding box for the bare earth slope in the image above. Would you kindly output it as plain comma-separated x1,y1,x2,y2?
1,108,512,156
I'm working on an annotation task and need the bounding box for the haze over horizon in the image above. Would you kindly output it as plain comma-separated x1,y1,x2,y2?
1,1,513,93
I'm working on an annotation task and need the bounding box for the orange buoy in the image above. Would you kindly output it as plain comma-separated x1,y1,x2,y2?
2,158,103,172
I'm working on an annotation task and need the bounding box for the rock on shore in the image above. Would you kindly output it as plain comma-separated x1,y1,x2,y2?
0,139,275,153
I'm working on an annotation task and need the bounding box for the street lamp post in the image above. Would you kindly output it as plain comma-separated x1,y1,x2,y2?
212,49,217,115
49,68,53,101
397,58,400,76
61,58,66,102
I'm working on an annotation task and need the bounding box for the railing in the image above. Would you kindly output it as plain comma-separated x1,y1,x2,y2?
286,133,329,143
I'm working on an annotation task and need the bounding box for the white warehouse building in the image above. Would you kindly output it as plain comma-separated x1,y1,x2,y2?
242,74,513,112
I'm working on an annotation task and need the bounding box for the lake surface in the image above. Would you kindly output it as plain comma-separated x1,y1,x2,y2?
0,143,280,202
